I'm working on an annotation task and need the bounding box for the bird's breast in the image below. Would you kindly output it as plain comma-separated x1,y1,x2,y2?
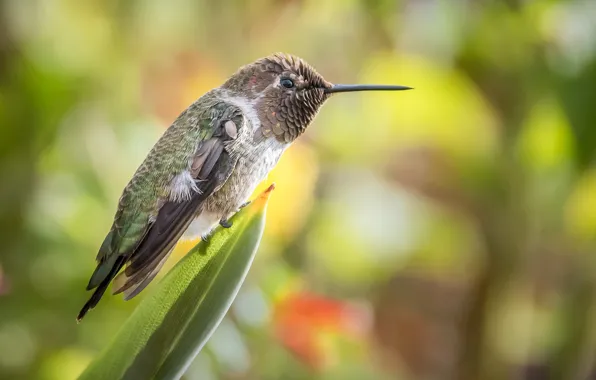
204,137,287,215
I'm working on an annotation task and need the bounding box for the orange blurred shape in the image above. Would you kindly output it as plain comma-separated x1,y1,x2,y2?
273,291,369,370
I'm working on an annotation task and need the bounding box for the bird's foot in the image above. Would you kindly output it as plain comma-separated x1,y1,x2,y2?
219,218,232,228
239,201,251,210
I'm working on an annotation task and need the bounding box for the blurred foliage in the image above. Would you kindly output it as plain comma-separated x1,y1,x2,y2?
1,0,596,379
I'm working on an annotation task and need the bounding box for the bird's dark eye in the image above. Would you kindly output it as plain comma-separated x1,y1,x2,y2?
280,78,295,89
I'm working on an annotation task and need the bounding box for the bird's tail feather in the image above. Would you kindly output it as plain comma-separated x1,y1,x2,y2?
77,255,127,322
112,248,172,300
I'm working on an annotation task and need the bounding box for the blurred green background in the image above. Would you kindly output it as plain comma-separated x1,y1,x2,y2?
2,0,596,379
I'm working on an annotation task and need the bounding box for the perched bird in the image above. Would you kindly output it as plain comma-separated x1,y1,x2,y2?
77,53,411,321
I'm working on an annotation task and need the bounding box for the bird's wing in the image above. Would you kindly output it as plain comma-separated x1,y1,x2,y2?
77,101,243,321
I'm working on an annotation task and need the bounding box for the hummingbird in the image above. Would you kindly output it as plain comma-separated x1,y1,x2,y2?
77,53,411,321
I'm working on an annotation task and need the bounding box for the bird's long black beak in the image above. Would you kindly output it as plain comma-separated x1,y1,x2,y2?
324,84,413,94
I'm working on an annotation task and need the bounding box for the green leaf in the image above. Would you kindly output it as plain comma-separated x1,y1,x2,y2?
78,185,275,380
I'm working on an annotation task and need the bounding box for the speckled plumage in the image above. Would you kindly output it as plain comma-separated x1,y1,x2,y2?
78,53,334,320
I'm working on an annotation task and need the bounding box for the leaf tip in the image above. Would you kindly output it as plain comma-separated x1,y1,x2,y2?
261,183,275,200
250,183,275,210
264,183,276,196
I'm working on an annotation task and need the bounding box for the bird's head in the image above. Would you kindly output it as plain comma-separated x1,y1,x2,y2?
222,53,411,143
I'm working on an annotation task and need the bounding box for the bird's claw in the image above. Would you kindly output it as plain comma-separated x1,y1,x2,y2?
219,218,232,228
201,234,210,243
239,201,251,209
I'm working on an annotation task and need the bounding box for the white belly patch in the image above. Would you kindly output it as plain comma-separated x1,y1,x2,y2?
181,211,220,240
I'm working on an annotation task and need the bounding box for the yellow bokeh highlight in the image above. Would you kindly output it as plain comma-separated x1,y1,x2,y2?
251,141,319,243
362,54,499,156
517,97,574,170
39,349,94,380
565,169,596,241
316,53,499,162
